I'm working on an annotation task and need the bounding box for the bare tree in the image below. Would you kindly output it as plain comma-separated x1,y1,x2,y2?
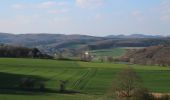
109,67,151,100
59,80,68,92
99,56,105,62
107,56,114,63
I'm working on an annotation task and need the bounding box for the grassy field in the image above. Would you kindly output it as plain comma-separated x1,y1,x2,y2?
0,58,170,100
90,47,145,57
90,48,126,57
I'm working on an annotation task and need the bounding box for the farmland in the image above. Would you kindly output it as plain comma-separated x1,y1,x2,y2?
0,58,170,100
90,47,144,57
90,48,126,57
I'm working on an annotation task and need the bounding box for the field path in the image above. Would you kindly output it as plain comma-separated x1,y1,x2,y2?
72,68,98,90
152,93,170,98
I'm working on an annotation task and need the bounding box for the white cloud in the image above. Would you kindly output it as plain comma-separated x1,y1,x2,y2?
160,15,170,21
76,0,104,8
158,0,170,21
12,1,67,9
132,11,141,16
48,9,69,14
53,17,71,22
94,14,103,20
131,11,144,22
37,1,67,8
12,4,25,9
0,15,40,33
11,1,69,16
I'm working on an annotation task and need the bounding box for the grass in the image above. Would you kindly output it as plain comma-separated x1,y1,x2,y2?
0,58,170,100
90,47,145,57
90,48,126,57
0,94,100,100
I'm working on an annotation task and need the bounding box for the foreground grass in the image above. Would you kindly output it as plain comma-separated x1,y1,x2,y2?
0,93,101,100
0,58,170,100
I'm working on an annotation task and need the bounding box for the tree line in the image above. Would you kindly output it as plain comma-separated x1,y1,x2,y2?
0,44,52,59
119,45,170,67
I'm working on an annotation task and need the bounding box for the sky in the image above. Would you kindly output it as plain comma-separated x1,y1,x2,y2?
0,0,170,36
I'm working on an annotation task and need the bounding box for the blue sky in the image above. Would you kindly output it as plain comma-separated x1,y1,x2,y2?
0,0,170,36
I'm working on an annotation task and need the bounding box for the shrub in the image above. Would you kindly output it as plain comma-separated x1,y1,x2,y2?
110,67,153,100
157,94,170,100
19,78,45,91
59,80,68,93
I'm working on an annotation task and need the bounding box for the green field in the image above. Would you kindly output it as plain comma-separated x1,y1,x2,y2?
0,58,170,100
90,47,145,57
90,48,127,58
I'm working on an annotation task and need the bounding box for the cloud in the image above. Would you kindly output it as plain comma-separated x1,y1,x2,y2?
0,15,40,33
160,15,170,21
48,9,69,14
12,1,67,9
37,1,67,8
11,1,69,16
12,4,25,9
158,0,170,21
53,17,71,22
131,11,144,22
132,11,141,16
76,0,104,8
94,14,103,20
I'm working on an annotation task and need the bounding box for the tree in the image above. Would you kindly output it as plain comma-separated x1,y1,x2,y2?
59,80,68,92
99,56,105,62
56,49,64,59
31,48,40,58
81,51,93,62
107,56,114,63
109,67,151,100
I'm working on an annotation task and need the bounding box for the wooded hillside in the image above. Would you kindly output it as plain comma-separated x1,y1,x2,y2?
123,45,170,66
0,44,52,58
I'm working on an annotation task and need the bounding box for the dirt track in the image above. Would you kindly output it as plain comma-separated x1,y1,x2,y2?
152,93,170,98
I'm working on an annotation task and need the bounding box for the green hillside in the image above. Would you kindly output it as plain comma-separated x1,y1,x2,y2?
90,48,126,57
0,58,170,100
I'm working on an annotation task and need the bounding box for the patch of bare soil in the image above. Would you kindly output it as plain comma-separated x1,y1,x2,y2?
151,93,170,98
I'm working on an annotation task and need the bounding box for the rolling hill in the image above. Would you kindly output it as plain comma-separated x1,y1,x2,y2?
123,45,170,66
1,33,170,54
107,34,162,39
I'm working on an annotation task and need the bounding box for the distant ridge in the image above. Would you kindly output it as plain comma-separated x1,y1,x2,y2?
0,32,170,54
106,34,163,38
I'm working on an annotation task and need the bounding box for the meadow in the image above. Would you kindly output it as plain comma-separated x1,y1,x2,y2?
0,58,170,100
90,48,126,57
90,47,145,57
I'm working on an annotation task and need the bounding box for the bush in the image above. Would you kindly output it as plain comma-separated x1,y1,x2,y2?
19,78,45,91
19,78,35,89
132,88,154,100
157,94,170,100
59,80,68,93
109,67,154,100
